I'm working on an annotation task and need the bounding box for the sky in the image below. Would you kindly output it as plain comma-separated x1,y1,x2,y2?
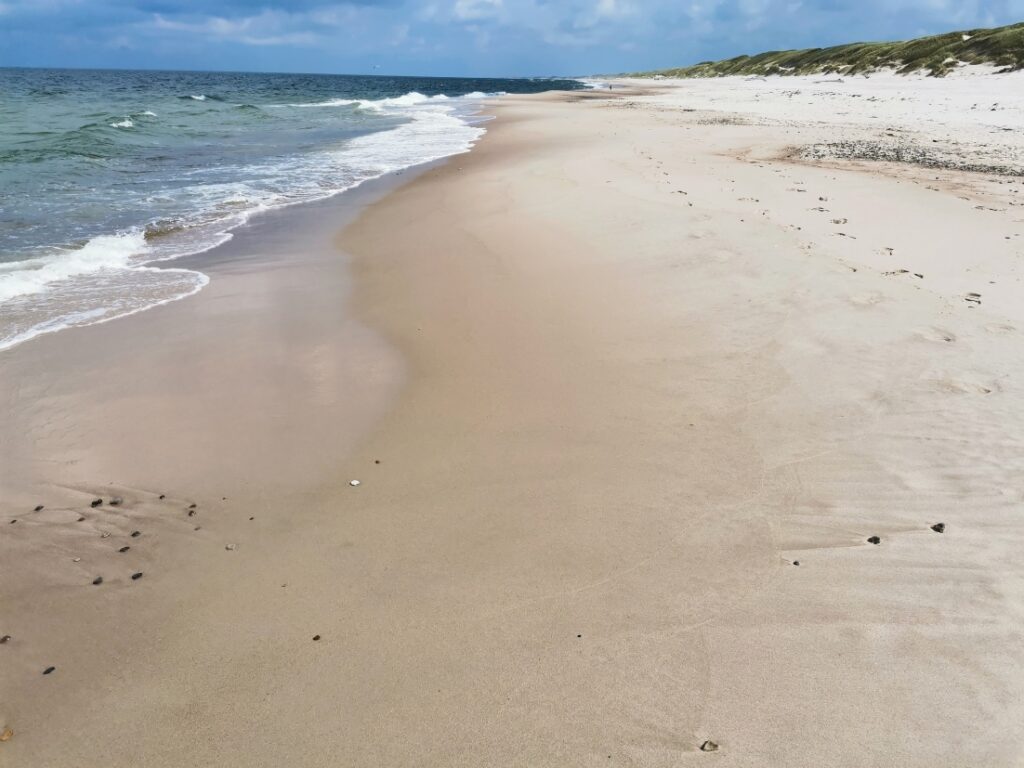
0,0,1022,77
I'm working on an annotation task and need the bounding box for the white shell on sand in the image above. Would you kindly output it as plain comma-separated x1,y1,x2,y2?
349,480,360,487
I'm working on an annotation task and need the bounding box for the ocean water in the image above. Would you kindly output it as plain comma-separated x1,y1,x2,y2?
0,68,583,350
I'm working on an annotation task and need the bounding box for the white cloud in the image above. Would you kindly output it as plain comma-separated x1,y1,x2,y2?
453,0,502,21
148,10,321,46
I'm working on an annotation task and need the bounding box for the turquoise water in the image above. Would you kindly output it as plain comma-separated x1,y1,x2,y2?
0,69,584,349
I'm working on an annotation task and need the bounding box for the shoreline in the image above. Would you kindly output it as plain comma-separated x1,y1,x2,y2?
3,79,1024,766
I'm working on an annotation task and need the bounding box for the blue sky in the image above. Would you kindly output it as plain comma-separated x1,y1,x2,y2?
1,0,1021,76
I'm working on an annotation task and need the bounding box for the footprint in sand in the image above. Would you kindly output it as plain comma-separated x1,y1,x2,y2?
848,292,885,308
933,377,997,395
914,327,957,343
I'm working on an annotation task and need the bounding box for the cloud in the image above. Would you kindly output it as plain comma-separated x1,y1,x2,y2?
0,0,1020,76
453,0,502,21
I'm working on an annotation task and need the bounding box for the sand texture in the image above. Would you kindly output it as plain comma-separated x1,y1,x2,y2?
2,77,1024,766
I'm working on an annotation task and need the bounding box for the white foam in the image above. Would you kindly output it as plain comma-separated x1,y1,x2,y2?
110,118,134,128
189,94,206,101
0,230,149,301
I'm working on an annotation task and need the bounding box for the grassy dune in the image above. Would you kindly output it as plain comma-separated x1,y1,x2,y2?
637,21,1024,78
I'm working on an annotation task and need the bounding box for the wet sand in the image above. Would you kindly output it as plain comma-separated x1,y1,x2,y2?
3,82,1024,766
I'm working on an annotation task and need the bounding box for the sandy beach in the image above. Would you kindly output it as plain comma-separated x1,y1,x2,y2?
3,74,1024,766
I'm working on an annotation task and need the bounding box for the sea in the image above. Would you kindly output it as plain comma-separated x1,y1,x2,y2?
0,68,585,351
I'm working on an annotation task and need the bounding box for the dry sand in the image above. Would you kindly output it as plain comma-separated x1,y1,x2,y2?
2,78,1024,766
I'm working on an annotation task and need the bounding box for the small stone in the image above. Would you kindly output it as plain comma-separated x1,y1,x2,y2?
72,557,81,562
90,498,103,508
374,460,381,464
158,494,166,500
109,497,123,506
34,505,44,512
77,517,85,522
225,544,236,551
42,666,55,675
131,530,141,537
793,560,800,566
700,740,719,752
0,727,12,742
349,480,360,487
188,503,196,509
867,536,881,545
0,635,10,644
931,523,945,533
119,546,130,553
187,510,196,517
249,516,254,521
312,634,321,641
131,572,143,580
9,520,15,524
92,576,104,585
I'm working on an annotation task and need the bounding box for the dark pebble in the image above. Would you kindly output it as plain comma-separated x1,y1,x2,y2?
577,634,582,638
793,560,800,566
90,499,103,508
249,516,254,521
374,460,381,464
158,494,165,500
312,634,321,641
0,635,10,644
9,519,15,524
34,505,44,512
131,572,143,580
130,531,141,537
110,497,123,506
119,546,130,553
700,740,719,753
188,503,196,509
77,516,85,522
187,510,196,517
92,576,103,585
43,666,55,675
867,536,881,545
931,523,945,533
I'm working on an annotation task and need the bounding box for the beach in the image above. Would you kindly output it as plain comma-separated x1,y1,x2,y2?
3,74,1024,766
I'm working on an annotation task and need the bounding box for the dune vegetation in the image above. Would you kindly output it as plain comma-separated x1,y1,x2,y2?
636,21,1024,78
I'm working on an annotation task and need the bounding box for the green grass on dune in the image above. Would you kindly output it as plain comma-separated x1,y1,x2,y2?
635,21,1024,78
